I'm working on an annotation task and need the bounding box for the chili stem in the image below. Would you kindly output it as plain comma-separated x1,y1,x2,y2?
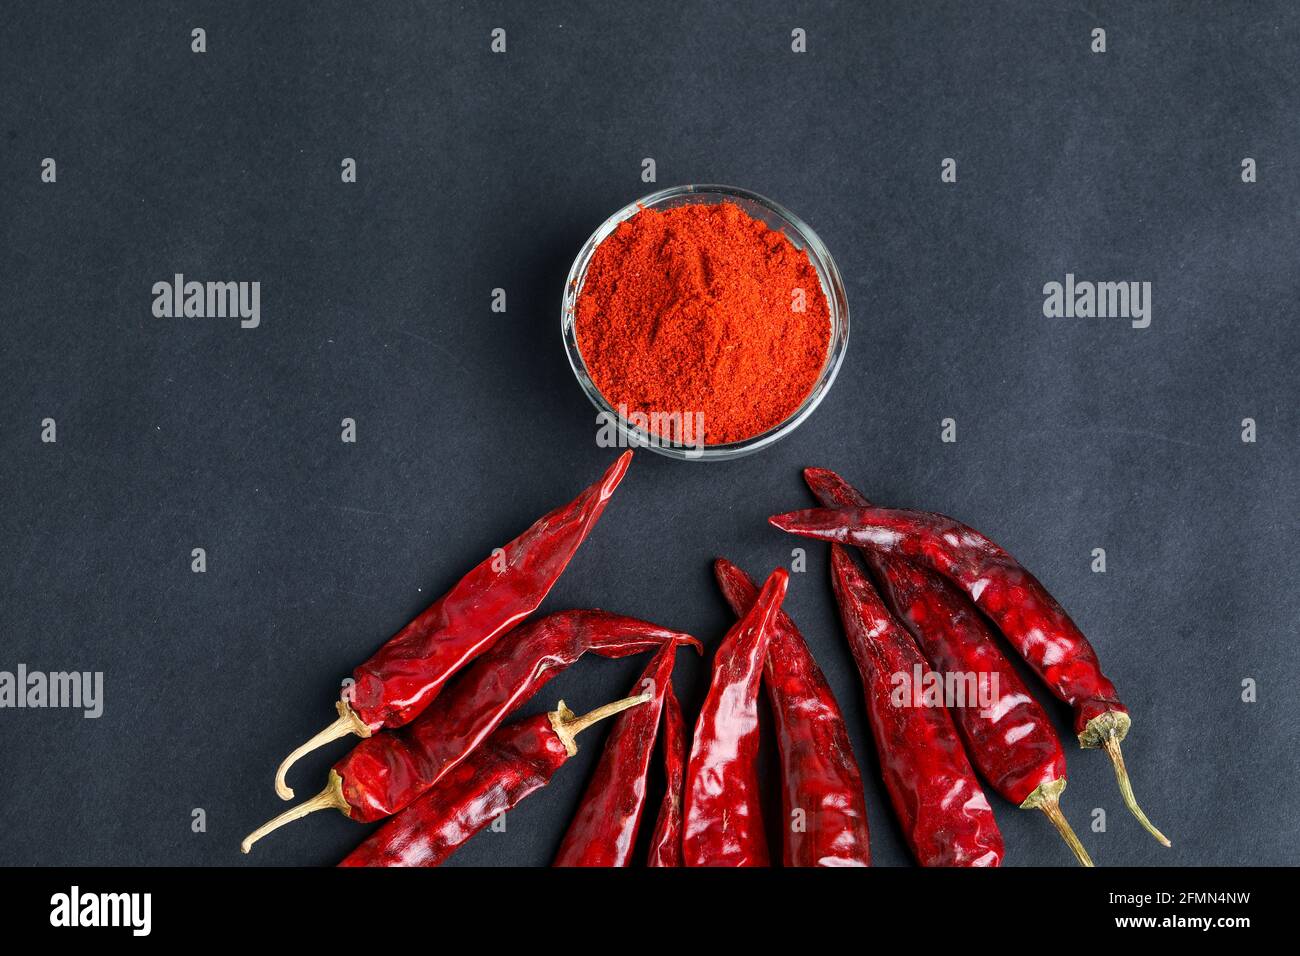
1036,799,1095,868
549,693,651,756
242,770,350,854
274,700,371,800
1020,777,1094,867
1102,734,1171,847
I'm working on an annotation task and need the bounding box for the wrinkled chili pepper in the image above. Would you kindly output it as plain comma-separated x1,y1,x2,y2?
682,567,788,867
646,682,686,867
338,694,650,867
553,639,684,866
714,557,871,867
273,451,633,799
772,499,1170,847
805,468,1092,866
242,610,693,852
830,544,1004,867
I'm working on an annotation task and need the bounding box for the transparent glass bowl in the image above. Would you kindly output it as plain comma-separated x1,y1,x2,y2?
561,184,850,461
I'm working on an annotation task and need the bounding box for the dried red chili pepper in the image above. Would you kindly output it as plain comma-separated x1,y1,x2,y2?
682,567,787,867
646,682,686,867
713,557,870,867
773,499,1170,847
274,451,632,799
242,610,693,852
804,468,1091,866
553,639,685,866
338,694,650,867
830,544,1004,867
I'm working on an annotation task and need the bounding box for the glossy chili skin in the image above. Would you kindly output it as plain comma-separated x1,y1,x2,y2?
714,558,870,867
646,683,686,867
553,641,681,866
337,610,696,822
805,469,1065,805
349,451,632,730
829,545,1004,867
773,502,1126,744
682,567,787,867
339,713,569,867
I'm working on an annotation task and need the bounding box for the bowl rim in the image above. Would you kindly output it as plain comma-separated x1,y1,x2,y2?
561,183,850,461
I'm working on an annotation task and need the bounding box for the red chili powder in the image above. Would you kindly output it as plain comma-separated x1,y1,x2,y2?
574,202,831,445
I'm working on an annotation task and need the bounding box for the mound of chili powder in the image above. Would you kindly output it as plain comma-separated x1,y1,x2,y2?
575,202,831,445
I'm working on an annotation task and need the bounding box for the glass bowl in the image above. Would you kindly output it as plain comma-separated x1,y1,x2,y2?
561,184,850,461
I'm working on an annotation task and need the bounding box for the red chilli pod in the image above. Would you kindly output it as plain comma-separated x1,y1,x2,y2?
830,545,1004,867
338,694,650,867
553,639,686,866
805,468,1091,866
772,498,1169,847
682,567,788,867
714,557,870,867
645,682,686,867
242,610,695,852
274,451,633,800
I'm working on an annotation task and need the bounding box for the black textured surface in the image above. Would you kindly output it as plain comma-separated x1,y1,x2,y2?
1,1,1296,868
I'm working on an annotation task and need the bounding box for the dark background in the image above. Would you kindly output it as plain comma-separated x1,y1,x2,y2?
1,1,1296,867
